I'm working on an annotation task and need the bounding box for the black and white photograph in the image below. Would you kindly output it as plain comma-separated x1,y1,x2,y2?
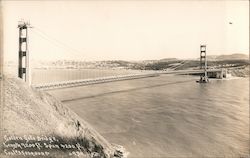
0,0,249,157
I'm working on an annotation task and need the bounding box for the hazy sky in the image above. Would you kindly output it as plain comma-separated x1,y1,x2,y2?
2,0,249,61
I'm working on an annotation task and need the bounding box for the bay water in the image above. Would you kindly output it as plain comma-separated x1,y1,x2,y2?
34,69,249,157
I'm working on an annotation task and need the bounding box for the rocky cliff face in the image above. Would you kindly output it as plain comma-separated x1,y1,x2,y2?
228,66,249,77
2,75,127,158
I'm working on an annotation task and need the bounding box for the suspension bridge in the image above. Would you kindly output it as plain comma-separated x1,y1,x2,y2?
17,20,228,91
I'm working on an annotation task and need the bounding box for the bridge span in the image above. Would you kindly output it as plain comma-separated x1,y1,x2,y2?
16,22,229,90
33,68,226,91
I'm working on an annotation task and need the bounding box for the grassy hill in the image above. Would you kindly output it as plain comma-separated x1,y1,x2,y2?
2,75,127,158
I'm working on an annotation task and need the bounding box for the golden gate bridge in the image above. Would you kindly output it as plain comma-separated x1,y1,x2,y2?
17,20,228,91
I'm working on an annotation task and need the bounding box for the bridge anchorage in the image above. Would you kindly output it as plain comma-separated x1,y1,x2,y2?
197,45,209,83
18,20,32,85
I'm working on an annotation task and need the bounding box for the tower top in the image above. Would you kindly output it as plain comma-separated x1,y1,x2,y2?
18,20,31,29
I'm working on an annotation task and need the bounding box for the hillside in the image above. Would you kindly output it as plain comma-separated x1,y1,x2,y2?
2,75,127,157
228,66,250,77
207,53,249,61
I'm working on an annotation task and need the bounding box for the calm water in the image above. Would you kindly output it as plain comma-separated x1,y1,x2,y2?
44,71,249,158
32,69,142,84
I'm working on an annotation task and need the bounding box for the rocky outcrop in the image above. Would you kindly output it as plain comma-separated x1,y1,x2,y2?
228,66,249,77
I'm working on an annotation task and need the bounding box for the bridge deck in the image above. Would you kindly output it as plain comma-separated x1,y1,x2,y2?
33,73,160,90
33,69,222,91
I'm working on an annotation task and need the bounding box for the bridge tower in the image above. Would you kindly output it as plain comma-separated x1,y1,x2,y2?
18,20,31,85
199,45,208,83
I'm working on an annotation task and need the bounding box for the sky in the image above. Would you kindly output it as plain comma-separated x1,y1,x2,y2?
2,0,249,61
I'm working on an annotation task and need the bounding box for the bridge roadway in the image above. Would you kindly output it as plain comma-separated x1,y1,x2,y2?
33,68,223,91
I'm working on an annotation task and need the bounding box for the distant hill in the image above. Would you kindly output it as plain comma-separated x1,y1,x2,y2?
207,54,249,61
159,58,178,62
